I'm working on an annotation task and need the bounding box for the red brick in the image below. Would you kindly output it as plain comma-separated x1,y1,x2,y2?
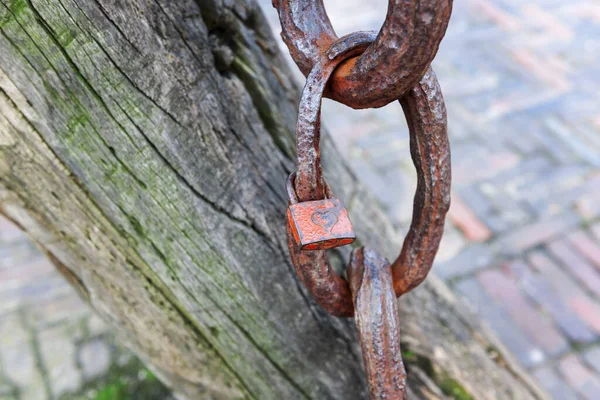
497,211,580,253
469,0,520,31
509,261,597,343
547,239,600,298
568,230,600,271
511,48,570,91
478,268,568,356
448,194,492,242
529,251,600,334
570,297,600,334
558,355,600,400
533,366,579,400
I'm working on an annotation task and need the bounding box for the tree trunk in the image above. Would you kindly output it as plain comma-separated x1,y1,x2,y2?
0,0,546,399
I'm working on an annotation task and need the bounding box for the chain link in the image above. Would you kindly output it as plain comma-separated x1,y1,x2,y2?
273,0,453,109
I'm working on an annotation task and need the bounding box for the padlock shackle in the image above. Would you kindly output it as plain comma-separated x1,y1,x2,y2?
294,32,377,203
286,172,333,206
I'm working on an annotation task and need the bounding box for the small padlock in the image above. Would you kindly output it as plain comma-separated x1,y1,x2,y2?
286,173,356,251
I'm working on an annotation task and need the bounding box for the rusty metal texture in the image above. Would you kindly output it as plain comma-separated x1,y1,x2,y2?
286,35,450,314
276,1,452,396
286,172,354,317
348,247,407,399
287,172,356,250
391,68,451,296
272,0,453,109
294,32,377,201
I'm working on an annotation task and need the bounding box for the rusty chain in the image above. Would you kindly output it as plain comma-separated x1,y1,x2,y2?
275,1,452,398
273,0,453,109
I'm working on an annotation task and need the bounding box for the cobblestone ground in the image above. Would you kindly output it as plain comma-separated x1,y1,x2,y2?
0,216,170,400
259,0,600,398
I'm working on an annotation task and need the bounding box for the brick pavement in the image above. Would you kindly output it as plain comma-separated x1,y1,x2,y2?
0,216,169,400
258,0,600,398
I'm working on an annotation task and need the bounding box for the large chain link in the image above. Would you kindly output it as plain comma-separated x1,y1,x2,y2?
273,0,453,109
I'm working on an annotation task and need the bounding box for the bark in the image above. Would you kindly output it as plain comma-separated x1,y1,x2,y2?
0,0,546,399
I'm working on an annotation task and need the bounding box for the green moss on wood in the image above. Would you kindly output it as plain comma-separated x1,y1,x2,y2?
439,377,474,400
9,0,27,18
402,345,473,400
59,359,170,400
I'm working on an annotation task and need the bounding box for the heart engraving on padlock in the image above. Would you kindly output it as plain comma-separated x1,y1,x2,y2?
311,209,339,232
286,174,356,251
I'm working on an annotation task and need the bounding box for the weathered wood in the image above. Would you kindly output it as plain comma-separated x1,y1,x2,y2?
0,0,546,398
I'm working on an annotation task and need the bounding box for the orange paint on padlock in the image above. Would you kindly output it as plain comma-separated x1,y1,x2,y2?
287,198,356,250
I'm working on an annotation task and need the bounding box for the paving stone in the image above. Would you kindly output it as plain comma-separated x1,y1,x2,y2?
455,278,545,368
78,340,111,380
480,213,511,235
568,230,600,270
508,260,596,343
528,251,600,334
0,316,48,400
38,326,82,398
483,155,552,189
434,225,467,264
0,256,54,287
496,210,580,255
576,189,600,220
558,355,600,400
547,239,600,298
456,185,493,217
448,194,492,242
591,222,600,242
0,216,24,244
533,366,579,400
583,346,600,376
520,165,592,216
478,268,569,357
434,244,494,279
545,117,600,167
23,295,88,331
452,145,521,185
87,314,108,336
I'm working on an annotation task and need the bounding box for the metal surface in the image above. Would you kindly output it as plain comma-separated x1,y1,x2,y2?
287,175,356,250
286,172,354,317
348,248,407,399
286,34,450,315
273,0,453,109
391,68,451,296
294,32,377,201
275,1,452,397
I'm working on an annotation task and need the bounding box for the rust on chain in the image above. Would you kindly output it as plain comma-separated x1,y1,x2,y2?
287,173,354,317
391,68,451,296
348,247,407,399
294,31,377,201
286,33,450,316
276,1,452,398
286,172,356,250
272,0,453,109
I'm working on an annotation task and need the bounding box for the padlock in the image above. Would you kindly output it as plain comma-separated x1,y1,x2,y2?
286,173,356,250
